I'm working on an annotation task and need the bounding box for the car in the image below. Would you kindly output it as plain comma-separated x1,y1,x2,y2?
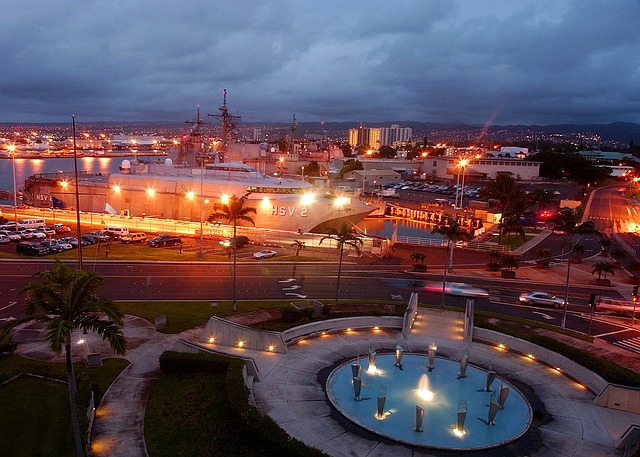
53,239,73,250
596,298,640,317
219,236,250,248
25,229,47,239
52,223,72,233
61,236,85,248
16,241,49,256
39,239,64,253
0,230,21,242
518,291,565,308
0,234,10,244
86,231,110,242
120,232,146,244
445,282,489,297
552,228,567,236
81,234,98,245
42,226,57,236
148,234,182,247
253,249,277,259
16,230,33,240
0,221,23,231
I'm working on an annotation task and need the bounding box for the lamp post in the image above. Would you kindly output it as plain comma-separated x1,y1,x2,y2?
449,158,468,272
8,145,18,230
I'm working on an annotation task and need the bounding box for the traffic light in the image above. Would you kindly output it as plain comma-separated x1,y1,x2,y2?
633,286,638,298
589,294,596,308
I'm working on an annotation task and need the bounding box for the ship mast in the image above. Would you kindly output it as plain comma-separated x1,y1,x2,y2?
289,114,297,155
177,106,209,167
208,88,241,156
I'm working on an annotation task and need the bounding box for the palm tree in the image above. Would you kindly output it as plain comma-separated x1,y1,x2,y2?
592,261,615,281
431,216,473,308
5,259,126,457
319,223,363,303
291,239,306,256
529,188,557,214
482,174,524,242
208,194,256,312
498,253,520,277
550,207,601,329
410,251,426,271
610,247,627,267
536,248,553,268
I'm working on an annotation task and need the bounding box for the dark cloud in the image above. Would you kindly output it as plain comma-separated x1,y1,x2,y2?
1,0,638,125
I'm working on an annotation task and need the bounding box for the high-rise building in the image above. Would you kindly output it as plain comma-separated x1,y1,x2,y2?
349,123,412,149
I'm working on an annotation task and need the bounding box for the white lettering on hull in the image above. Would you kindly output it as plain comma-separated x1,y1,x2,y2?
270,206,308,217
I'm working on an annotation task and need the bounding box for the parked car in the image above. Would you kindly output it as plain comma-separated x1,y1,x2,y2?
0,222,24,231
16,230,33,240
61,236,85,248
53,239,73,250
0,230,21,242
148,234,182,247
120,232,146,244
0,234,10,244
52,223,72,233
39,239,64,254
25,229,47,239
86,231,110,242
42,227,57,236
253,249,277,259
81,234,98,245
16,241,49,256
518,291,565,308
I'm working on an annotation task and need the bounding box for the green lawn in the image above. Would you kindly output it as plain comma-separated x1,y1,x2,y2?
145,372,274,457
0,356,129,457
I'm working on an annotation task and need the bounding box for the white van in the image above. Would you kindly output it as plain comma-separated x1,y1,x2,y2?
19,218,46,229
103,225,129,239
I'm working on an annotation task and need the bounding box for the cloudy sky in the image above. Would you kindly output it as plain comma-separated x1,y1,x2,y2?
1,0,639,126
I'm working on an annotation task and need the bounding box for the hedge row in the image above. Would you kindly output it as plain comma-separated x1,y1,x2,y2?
477,319,640,388
159,351,328,457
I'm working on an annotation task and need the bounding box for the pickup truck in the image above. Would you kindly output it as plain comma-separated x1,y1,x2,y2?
148,234,182,247
16,241,50,256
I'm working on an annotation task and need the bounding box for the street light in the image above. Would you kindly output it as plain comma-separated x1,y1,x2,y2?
7,144,18,230
449,158,469,272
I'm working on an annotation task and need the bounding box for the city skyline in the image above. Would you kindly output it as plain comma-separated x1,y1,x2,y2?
1,1,639,126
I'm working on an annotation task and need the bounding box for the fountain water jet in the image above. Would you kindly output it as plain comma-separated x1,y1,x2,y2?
417,373,434,401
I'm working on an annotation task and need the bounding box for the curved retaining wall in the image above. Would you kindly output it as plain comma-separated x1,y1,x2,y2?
281,316,404,344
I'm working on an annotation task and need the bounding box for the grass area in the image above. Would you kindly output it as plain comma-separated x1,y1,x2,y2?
0,356,129,456
0,377,73,456
145,371,274,457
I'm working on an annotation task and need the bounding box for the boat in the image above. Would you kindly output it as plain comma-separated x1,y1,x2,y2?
22,97,375,234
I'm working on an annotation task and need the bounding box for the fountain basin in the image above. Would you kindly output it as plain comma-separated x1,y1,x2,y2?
326,353,532,450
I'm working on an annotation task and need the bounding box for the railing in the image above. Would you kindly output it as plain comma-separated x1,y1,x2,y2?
395,235,510,252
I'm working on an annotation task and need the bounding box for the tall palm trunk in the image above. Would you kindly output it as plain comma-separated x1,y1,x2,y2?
335,245,344,304
232,217,237,312
440,240,450,308
66,343,84,457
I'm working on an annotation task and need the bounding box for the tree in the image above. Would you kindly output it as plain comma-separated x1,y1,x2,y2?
291,239,306,256
550,207,601,328
592,261,615,280
305,161,321,177
319,223,363,303
5,259,126,457
208,194,256,312
610,247,627,266
499,253,520,272
529,188,556,214
431,216,473,308
482,174,524,242
410,251,426,272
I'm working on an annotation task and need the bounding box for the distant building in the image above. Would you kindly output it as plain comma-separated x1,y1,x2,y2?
576,149,639,164
348,123,412,149
420,156,541,181
498,146,529,158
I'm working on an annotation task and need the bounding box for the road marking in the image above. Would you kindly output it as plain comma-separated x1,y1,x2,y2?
532,311,555,320
0,302,18,311
285,293,307,298
279,278,297,283
282,285,302,291
613,337,640,355
594,328,634,338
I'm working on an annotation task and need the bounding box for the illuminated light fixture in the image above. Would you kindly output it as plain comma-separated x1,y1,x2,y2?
346,328,352,332
237,340,245,348
146,188,155,197
204,198,209,204
260,197,271,209
60,180,69,188
112,184,121,192
186,191,195,200
333,196,349,207
453,427,466,438
267,345,275,352
373,326,379,331
556,367,562,372
498,343,506,350
527,353,535,360
300,193,315,205
220,194,230,204
208,337,215,344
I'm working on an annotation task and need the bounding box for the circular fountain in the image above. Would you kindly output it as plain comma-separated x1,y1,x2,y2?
326,352,532,451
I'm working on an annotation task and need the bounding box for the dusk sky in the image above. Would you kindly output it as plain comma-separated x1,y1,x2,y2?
2,1,639,126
